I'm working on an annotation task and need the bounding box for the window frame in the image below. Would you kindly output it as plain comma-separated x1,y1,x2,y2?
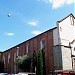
70,15,74,25
40,39,45,49
16,47,19,56
14,53,16,62
26,44,29,54
8,53,10,64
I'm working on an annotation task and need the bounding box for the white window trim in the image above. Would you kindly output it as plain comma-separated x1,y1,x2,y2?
8,53,10,64
40,40,45,49
17,47,19,56
70,15,74,25
3,55,5,64
26,44,29,54
14,53,16,62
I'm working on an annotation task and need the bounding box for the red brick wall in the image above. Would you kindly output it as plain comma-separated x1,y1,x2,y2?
2,28,55,75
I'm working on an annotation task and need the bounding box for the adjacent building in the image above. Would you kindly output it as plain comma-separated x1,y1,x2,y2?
53,13,75,70
0,52,2,62
0,13,75,75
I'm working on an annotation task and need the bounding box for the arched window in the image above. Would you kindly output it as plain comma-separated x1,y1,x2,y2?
17,47,19,56
8,53,10,63
14,53,16,62
26,44,29,54
3,55,5,64
70,15,74,25
40,40,45,49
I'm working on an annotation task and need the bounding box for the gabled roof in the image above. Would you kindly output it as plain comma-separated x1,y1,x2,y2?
57,13,75,23
3,27,57,52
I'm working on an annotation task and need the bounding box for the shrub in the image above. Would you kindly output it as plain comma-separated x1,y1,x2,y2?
38,50,43,75
42,49,46,75
32,50,37,72
37,49,46,75
16,55,31,72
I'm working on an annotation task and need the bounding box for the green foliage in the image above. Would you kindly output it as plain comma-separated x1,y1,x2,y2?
23,55,31,71
16,55,24,70
38,50,43,75
32,50,37,72
42,49,46,75
0,61,4,73
37,49,46,75
16,55,31,72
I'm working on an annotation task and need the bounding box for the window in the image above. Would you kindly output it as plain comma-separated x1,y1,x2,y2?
8,53,10,63
17,47,19,56
3,55,5,64
40,40,45,49
14,53,16,62
26,44,29,54
74,47,75,51
60,27,62,31
70,15,74,25
14,64,16,73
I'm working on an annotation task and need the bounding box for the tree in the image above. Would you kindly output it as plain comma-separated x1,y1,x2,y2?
37,49,46,75
32,50,37,72
42,49,46,75
23,55,31,72
16,55,24,71
16,55,31,72
0,61,4,73
38,50,43,75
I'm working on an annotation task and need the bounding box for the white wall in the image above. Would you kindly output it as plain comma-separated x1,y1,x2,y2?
53,14,75,71
57,15,75,46
61,46,72,70
53,14,75,46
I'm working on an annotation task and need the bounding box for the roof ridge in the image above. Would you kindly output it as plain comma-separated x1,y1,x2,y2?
57,13,74,23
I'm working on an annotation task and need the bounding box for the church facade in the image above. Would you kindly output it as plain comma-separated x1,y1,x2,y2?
0,13,75,75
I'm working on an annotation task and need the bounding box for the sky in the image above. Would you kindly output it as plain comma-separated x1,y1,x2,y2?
0,0,75,51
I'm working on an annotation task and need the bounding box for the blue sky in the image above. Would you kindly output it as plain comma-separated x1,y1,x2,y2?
0,0,75,51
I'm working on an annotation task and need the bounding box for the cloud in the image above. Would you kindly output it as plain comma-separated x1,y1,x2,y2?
5,32,15,36
32,30,42,35
49,0,75,9
26,20,39,26
38,0,75,9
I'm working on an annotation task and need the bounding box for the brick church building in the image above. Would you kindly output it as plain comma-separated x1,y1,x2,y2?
0,13,75,75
